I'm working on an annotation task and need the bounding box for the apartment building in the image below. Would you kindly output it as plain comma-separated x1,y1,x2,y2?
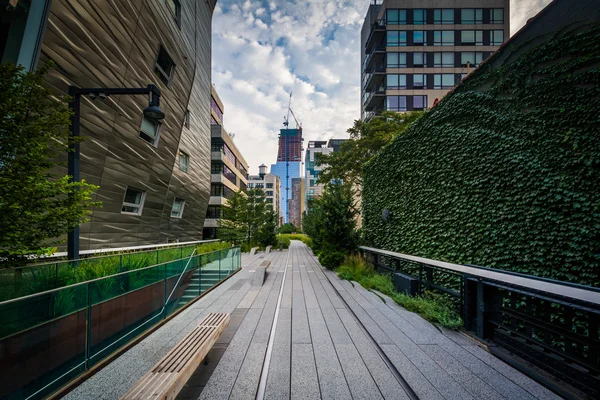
305,141,332,203
361,0,509,120
248,164,282,225
203,87,249,239
289,178,305,229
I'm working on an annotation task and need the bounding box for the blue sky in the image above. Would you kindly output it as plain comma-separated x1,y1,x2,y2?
211,0,552,174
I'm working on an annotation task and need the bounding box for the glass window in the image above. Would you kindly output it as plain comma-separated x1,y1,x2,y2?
387,53,407,68
179,150,189,172
183,109,190,128
211,162,223,174
413,52,425,67
266,190,274,196
223,164,236,184
266,183,273,188
413,95,427,110
461,9,483,24
139,116,160,146
386,96,407,111
386,9,406,24
387,74,407,89
171,197,185,218
121,187,146,215
434,31,454,46
266,198,273,203
434,9,454,24
490,8,504,24
154,46,175,85
434,52,454,67
413,74,426,88
491,30,504,46
387,31,407,46
211,184,223,196
461,52,484,66
413,9,426,25
166,0,181,26
434,74,456,89
413,31,426,46
461,30,483,45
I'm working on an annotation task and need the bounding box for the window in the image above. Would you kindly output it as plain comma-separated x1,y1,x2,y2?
461,52,484,66
413,74,426,88
387,31,407,47
434,74,456,89
413,31,426,46
154,46,175,85
166,0,181,26
386,9,406,24
309,179,314,187
461,9,483,24
206,206,221,219
183,109,190,128
413,95,427,110
266,183,273,188
211,162,223,174
179,150,189,172
223,164,236,184
171,198,185,218
491,30,504,46
211,142,223,152
139,116,160,146
247,183,254,189
266,191,273,196
461,30,483,45
413,52,425,67
386,96,407,112
434,31,454,46
121,187,146,215
387,53,407,68
413,9,426,25
434,52,454,67
434,9,454,24
490,8,504,24
387,74,407,89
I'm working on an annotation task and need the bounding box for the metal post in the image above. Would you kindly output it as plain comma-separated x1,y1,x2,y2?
85,282,91,370
163,264,167,318
67,88,81,261
219,250,222,280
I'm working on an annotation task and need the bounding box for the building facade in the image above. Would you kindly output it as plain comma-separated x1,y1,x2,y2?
289,177,305,229
248,164,282,225
361,0,509,120
203,87,249,239
1,0,218,250
271,127,304,223
305,141,332,204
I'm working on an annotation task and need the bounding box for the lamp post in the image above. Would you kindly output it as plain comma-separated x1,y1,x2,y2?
67,84,165,260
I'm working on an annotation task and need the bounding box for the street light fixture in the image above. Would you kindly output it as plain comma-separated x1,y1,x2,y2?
67,84,165,260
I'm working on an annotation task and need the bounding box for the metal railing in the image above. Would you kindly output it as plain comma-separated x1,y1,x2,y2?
359,246,600,400
0,247,241,400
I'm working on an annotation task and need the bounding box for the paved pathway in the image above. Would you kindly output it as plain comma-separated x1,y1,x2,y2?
65,241,561,400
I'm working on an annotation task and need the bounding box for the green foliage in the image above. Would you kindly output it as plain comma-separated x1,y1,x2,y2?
0,62,100,266
362,24,600,286
278,223,297,234
318,248,346,269
336,255,462,329
276,234,291,249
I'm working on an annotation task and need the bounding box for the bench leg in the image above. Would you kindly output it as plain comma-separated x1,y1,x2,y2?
203,355,210,366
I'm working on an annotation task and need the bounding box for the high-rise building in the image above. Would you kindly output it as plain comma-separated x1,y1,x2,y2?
0,0,218,250
271,127,303,223
289,178,305,229
248,164,282,225
305,141,332,203
203,87,249,239
361,0,509,121
327,138,348,153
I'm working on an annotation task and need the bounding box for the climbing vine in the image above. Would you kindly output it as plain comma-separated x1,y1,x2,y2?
363,24,600,286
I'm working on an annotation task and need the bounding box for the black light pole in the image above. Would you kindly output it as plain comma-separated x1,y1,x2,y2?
67,84,165,260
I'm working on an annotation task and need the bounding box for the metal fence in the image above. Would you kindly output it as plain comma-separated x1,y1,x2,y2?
359,246,600,400
0,247,241,400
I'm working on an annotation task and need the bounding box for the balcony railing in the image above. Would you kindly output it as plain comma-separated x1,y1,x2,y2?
365,19,386,52
363,87,386,111
360,246,600,400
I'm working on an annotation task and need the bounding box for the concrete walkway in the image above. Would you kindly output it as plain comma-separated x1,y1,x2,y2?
64,241,561,400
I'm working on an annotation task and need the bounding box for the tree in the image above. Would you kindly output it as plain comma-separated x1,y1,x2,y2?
217,190,248,245
278,222,296,234
317,111,423,191
0,63,99,266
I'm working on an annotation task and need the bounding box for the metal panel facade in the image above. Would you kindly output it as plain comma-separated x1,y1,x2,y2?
39,0,216,250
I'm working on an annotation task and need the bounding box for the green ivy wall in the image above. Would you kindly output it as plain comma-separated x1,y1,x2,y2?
363,24,600,286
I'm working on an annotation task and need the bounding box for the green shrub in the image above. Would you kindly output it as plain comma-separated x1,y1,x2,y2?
276,235,291,249
318,248,346,269
196,241,231,255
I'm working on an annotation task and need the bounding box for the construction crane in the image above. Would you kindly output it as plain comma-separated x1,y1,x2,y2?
281,92,303,224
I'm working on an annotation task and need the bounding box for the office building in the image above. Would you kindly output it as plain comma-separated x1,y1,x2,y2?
271,127,303,223
203,87,249,239
305,141,332,203
248,164,282,225
327,138,348,153
361,0,509,120
1,0,218,249
289,178,305,229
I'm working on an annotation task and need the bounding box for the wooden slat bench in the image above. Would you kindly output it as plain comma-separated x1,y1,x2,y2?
120,312,230,400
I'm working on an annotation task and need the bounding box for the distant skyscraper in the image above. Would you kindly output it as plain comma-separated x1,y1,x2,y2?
271,127,303,223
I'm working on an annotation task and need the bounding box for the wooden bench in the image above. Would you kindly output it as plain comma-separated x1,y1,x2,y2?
121,312,230,400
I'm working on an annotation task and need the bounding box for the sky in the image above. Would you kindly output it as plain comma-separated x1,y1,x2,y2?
211,0,552,175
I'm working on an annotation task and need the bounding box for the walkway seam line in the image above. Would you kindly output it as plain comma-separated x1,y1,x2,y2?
255,246,291,400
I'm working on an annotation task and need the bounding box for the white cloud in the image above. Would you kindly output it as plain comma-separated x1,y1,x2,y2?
212,0,551,174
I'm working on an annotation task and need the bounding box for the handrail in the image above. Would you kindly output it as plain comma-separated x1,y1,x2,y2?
359,246,600,306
